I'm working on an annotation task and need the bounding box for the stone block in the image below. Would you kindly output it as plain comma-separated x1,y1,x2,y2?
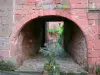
88,13,99,20
0,37,9,50
88,58,97,65
43,9,56,15
0,11,7,17
14,14,24,22
22,10,28,15
85,25,98,38
88,50,100,58
15,5,23,10
84,25,98,36
14,9,23,15
7,10,13,18
15,0,26,5
1,17,9,24
28,10,35,14
89,58,100,65
0,1,12,8
71,3,87,8
56,9,70,18
22,5,30,10
93,40,100,50
0,50,9,57
0,25,10,37
26,0,37,4
87,41,93,49
71,9,87,16
6,0,13,4
88,20,97,26
86,34,98,41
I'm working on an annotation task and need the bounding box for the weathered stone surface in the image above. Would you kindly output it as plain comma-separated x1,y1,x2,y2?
0,37,9,50
0,0,13,52
0,0,100,72
11,0,100,69
67,26,88,69
0,50,9,57
0,11,7,17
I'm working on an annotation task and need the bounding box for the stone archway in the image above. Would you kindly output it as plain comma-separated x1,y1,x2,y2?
10,15,88,72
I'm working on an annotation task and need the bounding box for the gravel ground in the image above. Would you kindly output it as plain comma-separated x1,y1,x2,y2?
16,53,86,73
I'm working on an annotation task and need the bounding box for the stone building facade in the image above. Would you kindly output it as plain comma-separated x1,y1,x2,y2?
0,0,100,71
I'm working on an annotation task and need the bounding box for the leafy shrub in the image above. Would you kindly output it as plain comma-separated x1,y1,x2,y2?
40,43,60,75
0,59,17,71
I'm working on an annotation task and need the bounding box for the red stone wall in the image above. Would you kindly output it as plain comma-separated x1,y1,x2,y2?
15,19,44,65
0,0,13,57
14,0,70,23
87,0,100,68
66,24,88,70
9,0,100,68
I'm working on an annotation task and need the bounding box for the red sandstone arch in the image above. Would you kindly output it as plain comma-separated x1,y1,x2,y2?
11,10,87,42
10,10,88,68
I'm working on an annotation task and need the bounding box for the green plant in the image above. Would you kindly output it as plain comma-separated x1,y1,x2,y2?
40,43,60,75
57,26,64,34
0,59,17,71
96,66,100,74
48,26,64,35
57,26,64,45
48,28,58,34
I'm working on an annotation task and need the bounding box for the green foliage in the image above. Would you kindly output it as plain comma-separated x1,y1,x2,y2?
57,26,64,34
57,26,64,45
48,28,58,34
48,25,64,45
0,59,17,71
96,66,100,74
40,43,60,75
48,25,64,35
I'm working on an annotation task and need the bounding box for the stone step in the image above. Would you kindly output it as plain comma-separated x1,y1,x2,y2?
0,71,88,75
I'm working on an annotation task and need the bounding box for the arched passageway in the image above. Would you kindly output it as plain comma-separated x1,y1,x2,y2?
15,15,88,72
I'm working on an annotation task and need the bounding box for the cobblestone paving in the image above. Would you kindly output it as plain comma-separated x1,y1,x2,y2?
16,53,86,73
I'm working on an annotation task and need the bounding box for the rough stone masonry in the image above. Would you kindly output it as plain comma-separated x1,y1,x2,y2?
0,0,100,73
